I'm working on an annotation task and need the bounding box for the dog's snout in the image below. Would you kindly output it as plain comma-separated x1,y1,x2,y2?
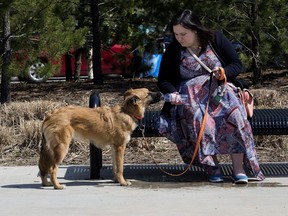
156,92,163,101
149,91,162,103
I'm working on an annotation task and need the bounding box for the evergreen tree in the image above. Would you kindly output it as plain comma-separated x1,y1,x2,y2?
0,0,88,103
1,1,12,104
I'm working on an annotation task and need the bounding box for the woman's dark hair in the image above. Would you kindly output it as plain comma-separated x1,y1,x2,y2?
170,9,214,50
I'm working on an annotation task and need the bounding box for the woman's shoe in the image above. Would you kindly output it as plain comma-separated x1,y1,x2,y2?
208,174,224,183
233,174,248,184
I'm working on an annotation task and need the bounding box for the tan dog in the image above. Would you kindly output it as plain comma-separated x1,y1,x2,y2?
38,88,161,189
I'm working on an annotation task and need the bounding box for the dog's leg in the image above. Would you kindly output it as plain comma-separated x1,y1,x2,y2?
40,174,52,187
48,126,73,190
38,135,53,187
112,145,131,186
39,165,53,187
50,142,71,189
39,156,52,187
50,164,65,189
111,147,117,181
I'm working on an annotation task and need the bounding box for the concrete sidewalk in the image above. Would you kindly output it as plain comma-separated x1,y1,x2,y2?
0,165,287,216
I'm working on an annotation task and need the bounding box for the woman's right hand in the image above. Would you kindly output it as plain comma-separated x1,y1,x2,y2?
170,92,183,105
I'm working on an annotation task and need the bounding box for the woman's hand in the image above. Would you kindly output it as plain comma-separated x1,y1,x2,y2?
170,92,183,105
212,67,226,81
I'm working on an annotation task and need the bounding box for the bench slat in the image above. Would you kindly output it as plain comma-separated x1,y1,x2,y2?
249,109,288,135
133,109,288,136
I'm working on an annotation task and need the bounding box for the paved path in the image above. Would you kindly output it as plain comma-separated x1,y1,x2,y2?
0,165,287,216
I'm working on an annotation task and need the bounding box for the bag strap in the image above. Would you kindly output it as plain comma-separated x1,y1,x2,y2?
187,47,227,83
187,48,213,73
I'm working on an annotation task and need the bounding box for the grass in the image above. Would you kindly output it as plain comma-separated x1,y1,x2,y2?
0,101,61,153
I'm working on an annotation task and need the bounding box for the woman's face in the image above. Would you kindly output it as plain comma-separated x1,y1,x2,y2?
173,24,199,48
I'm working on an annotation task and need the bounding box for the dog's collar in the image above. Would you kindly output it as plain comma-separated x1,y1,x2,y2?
131,115,144,129
133,115,143,120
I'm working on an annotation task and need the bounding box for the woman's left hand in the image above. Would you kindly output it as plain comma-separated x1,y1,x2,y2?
212,67,226,81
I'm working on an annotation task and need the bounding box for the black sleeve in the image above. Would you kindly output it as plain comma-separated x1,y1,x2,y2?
157,42,181,94
212,32,243,81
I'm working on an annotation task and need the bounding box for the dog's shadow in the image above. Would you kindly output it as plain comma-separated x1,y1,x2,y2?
1,183,41,190
1,164,209,190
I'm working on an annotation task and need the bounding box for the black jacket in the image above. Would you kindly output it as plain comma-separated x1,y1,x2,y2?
157,31,245,115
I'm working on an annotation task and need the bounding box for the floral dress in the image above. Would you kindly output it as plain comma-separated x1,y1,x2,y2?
158,45,265,180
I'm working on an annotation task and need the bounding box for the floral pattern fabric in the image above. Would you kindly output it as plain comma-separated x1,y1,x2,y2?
158,46,265,180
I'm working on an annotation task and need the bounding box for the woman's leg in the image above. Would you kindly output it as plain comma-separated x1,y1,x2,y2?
231,153,246,176
203,155,222,174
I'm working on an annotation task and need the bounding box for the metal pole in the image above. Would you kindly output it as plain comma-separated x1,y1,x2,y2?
89,91,102,179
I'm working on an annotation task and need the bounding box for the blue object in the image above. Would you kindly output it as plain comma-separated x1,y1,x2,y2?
233,174,248,184
141,53,162,78
208,174,224,183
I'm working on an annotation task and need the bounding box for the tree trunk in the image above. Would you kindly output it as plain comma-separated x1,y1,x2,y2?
65,52,73,81
251,0,263,85
88,48,93,79
74,48,82,81
1,9,11,104
91,0,103,85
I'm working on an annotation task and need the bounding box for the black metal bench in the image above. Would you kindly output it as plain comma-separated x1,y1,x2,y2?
89,92,288,179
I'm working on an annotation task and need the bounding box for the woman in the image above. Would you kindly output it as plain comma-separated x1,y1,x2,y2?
157,9,264,183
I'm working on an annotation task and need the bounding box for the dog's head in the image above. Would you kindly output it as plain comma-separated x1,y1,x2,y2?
123,88,162,120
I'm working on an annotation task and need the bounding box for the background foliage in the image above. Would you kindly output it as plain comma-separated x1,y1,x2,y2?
1,0,287,93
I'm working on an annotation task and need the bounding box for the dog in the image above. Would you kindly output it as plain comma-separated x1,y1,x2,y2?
38,88,162,189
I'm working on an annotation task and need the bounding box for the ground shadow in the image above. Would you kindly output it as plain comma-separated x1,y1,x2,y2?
64,164,288,189
2,163,287,190
1,183,40,190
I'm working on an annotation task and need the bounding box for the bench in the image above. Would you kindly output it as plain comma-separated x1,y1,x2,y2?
88,92,288,179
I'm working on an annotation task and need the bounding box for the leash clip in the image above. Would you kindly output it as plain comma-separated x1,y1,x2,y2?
138,120,145,132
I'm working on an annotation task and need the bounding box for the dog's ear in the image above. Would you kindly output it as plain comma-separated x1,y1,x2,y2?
123,88,133,100
127,95,141,104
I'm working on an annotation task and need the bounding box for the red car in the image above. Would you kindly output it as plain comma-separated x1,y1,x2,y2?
21,44,132,83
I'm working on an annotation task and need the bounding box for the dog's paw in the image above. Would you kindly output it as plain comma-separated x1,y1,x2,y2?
54,184,66,190
42,182,53,187
121,181,132,186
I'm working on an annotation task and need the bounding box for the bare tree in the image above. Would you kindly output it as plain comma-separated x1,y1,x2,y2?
250,0,262,84
91,0,103,85
1,8,11,104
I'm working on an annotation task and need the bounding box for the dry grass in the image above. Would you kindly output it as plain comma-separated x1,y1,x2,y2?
251,89,287,108
0,101,62,161
0,98,93,165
